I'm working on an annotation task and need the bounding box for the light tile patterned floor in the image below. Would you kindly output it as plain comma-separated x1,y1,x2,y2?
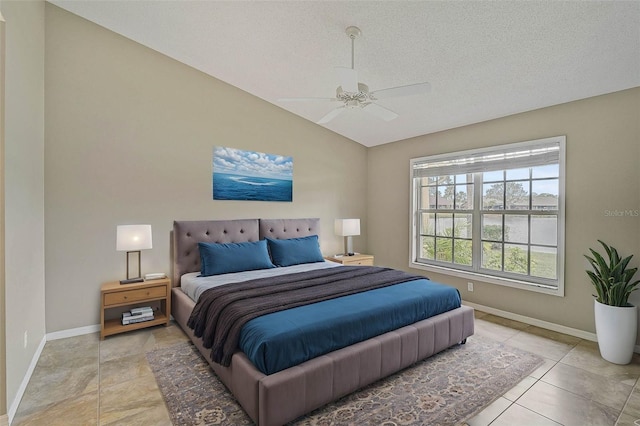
11,311,640,425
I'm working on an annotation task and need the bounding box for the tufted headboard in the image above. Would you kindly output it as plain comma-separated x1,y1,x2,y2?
172,219,259,287
259,218,320,240
171,218,321,287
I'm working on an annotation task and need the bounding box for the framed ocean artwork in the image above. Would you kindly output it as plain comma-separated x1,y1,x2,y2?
213,146,293,202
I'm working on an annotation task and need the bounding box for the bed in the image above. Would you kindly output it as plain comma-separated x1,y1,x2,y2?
170,218,474,426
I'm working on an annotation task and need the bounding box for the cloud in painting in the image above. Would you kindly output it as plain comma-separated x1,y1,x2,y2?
213,147,293,180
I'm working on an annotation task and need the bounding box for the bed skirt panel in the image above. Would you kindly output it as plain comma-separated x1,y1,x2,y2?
172,287,474,426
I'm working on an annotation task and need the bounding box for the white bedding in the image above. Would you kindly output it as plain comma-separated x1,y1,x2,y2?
181,260,341,302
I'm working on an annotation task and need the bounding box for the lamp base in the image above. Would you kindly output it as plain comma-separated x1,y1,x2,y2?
120,278,144,285
344,236,357,257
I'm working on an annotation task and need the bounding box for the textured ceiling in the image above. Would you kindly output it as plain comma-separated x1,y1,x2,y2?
50,0,640,147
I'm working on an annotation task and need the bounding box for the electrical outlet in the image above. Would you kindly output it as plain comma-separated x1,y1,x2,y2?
23,331,28,349
467,282,474,292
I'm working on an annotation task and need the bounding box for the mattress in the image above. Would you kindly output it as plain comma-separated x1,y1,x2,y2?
180,259,340,301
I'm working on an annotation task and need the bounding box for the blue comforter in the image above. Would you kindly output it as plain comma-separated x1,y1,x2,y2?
239,278,461,375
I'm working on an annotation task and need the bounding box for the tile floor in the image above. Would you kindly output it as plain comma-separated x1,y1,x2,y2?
11,310,640,425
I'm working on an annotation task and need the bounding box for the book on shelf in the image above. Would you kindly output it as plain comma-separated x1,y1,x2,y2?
122,315,155,326
122,311,153,318
130,306,153,315
120,305,157,325
122,308,154,325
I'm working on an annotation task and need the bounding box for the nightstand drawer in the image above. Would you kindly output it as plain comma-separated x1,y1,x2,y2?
104,285,166,306
342,258,374,266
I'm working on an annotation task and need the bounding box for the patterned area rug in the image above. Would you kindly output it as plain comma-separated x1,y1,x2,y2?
146,338,542,425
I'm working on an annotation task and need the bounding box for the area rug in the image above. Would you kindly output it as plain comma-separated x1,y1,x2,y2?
146,338,542,426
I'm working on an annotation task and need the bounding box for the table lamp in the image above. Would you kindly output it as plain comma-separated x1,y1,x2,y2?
116,224,152,284
334,218,360,256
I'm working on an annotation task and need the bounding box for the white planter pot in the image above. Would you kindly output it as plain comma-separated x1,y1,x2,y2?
594,299,637,365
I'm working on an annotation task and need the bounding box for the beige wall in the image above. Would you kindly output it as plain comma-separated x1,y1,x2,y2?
0,6,5,421
44,4,368,332
2,0,46,415
368,87,640,336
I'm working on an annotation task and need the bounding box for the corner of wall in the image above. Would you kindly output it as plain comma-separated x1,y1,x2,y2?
3,0,46,416
0,6,7,421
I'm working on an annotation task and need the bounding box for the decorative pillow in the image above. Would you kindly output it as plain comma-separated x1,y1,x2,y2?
266,235,324,267
198,240,275,277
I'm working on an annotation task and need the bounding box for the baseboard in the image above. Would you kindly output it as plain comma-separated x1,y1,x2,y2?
7,335,46,424
0,413,8,426
464,301,598,342
46,324,100,341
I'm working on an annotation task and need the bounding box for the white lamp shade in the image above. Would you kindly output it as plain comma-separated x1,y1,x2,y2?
334,219,360,237
116,224,153,251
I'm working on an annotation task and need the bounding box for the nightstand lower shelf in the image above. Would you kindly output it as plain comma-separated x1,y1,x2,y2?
102,312,169,338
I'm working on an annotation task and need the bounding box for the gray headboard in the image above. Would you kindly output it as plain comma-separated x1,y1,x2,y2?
259,218,320,240
172,219,259,287
171,218,320,287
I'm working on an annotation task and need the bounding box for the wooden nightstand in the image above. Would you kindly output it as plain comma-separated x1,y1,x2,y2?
326,254,374,266
100,278,171,340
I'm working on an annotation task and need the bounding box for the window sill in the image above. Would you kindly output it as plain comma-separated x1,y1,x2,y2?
409,261,564,297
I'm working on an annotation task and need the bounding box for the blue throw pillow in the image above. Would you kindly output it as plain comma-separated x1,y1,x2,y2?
266,235,324,267
198,240,275,277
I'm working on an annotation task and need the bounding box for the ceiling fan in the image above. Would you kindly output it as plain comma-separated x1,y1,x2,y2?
279,26,431,124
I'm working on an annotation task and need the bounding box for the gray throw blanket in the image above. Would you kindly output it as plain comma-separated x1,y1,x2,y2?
187,266,423,367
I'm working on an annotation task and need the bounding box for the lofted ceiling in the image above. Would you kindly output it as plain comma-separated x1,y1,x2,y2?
49,0,640,147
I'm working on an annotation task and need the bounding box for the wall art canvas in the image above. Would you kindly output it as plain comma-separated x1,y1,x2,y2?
213,147,293,202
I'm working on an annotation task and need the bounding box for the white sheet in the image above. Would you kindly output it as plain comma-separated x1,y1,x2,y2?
181,260,341,302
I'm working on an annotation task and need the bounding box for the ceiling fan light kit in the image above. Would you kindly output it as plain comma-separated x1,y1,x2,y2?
336,83,369,106
279,25,431,125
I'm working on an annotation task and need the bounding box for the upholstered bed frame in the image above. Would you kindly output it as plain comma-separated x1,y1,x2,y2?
171,218,474,426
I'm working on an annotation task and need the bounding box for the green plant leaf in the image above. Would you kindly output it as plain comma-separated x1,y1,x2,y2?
585,241,639,306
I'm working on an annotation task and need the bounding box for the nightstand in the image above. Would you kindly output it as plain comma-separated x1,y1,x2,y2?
325,254,374,266
100,278,171,340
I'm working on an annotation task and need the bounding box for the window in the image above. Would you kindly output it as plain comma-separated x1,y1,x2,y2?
410,136,565,295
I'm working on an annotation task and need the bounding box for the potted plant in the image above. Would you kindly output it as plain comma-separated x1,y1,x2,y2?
585,240,640,364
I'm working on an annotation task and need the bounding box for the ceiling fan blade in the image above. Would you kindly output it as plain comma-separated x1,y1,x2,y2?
335,67,359,93
370,82,431,100
362,103,398,122
278,97,339,102
317,106,346,124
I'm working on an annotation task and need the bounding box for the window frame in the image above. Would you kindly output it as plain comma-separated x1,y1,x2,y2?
409,136,566,297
